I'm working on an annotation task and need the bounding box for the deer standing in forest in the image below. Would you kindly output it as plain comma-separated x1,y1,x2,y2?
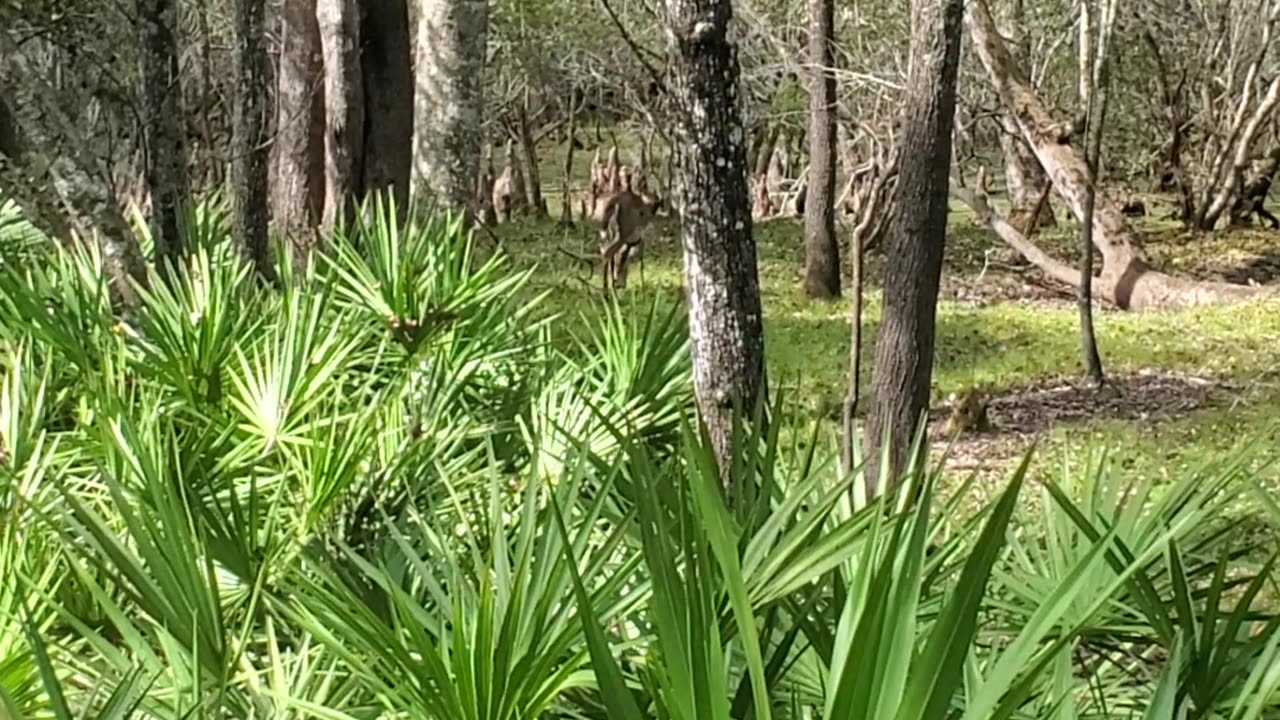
592,189,664,290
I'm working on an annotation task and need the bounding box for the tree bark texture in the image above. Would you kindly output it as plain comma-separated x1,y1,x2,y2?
0,34,147,306
271,0,326,252
412,0,489,215
1230,143,1280,225
360,0,414,211
516,93,546,216
318,0,365,237
966,0,1275,310
996,0,1053,231
664,0,767,480
863,0,964,494
802,0,840,299
231,0,277,282
138,0,190,277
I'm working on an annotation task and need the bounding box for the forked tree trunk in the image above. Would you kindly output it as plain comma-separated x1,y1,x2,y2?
863,0,964,495
1230,144,1280,225
965,0,1275,310
802,0,840,299
665,0,766,480
412,0,489,216
138,0,190,277
360,0,413,212
231,0,277,282
318,0,365,236
270,0,325,252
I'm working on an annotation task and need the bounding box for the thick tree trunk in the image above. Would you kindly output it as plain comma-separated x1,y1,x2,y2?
965,0,1274,310
271,0,326,252
802,0,840,299
0,36,148,306
318,0,365,236
138,0,190,277
863,0,964,494
232,0,277,282
665,0,766,480
0,102,72,242
360,0,413,211
412,0,489,216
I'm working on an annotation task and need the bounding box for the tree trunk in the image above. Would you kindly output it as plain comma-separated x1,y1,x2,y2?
1230,143,1280,225
271,0,326,253
318,0,365,237
360,0,413,212
138,0,190,277
516,91,546,216
231,0,277,282
412,0,489,216
996,0,1053,232
665,0,767,480
802,0,840,299
560,90,578,224
0,35,148,306
1077,0,1115,388
1198,76,1280,230
863,0,964,495
0,102,72,242
965,0,1276,310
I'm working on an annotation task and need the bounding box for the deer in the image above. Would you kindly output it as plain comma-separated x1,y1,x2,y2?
591,189,665,291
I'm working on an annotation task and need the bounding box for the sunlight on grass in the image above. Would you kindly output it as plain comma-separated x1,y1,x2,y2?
496,209,1280,489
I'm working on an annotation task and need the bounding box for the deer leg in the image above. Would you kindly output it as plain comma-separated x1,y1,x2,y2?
614,244,632,289
601,237,628,291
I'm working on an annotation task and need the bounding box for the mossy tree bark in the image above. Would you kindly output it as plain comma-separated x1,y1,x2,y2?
138,0,190,277
412,0,489,218
0,31,148,306
665,0,767,481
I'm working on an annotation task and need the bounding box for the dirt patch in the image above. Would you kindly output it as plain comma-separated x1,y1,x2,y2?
927,370,1237,477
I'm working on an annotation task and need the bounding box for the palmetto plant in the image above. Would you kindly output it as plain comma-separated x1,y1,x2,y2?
0,193,1277,718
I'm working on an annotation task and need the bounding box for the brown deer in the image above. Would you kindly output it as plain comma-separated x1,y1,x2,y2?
591,189,665,290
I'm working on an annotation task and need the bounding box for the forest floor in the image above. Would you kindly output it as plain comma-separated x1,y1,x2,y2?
488,191,1280,509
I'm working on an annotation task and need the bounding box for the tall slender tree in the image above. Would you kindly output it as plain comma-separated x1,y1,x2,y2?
231,0,276,282
1078,0,1118,387
412,0,490,216
863,0,964,495
664,0,767,479
137,0,189,277
802,0,839,299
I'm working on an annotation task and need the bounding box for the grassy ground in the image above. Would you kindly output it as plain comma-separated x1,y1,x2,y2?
487,196,1280,492
485,134,1280,498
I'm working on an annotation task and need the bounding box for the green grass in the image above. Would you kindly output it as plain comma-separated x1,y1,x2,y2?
488,197,1280,489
